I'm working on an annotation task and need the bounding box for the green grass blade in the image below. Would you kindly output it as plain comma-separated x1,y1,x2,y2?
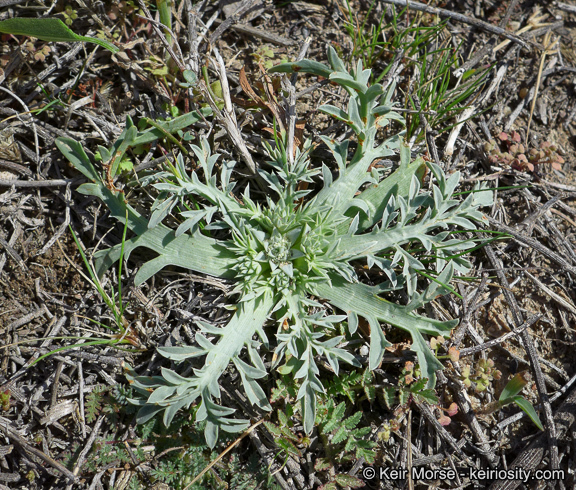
0,18,118,53
509,396,544,431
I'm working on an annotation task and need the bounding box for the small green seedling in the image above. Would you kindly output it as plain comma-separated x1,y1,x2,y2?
497,373,544,430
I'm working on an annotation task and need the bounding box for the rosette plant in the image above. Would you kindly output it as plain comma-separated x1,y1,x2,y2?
57,47,491,448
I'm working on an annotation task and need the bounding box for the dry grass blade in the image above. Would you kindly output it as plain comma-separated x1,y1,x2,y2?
526,31,559,141
204,47,258,174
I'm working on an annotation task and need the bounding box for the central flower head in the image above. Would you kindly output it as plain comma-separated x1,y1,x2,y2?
264,231,291,265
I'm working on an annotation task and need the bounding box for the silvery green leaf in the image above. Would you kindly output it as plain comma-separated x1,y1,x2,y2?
195,333,215,351
148,195,177,228
346,97,364,134
159,368,193,385
365,83,384,102
77,183,101,196
235,367,271,410
375,110,404,127
316,275,457,385
425,261,454,301
315,314,347,324
328,346,361,368
60,45,495,449
320,104,350,122
196,320,225,336
347,214,360,236
219,417,251,433
233,357,267,379
106,125,136,179
157,345,206,360
77,184,237,284
325,352,340,375
410,330,445,388
314,335,343,350
220,159,237,190
408,173,422,202
319,164,333,190
175,208,216,237
329,71,367,93
152,182,181,193
203,220,230,231
368,315,391,370
132,108,212,146
247,343,267,372
449,216,476,229
204,421,218,449
280,262,294,278
355,58,371,86
309,155,374,217
147,385,178,404
300,378,319,434
444,171,461,199
126,396,147,407
182,69,198,86
382,79,397,105
123,366,166,388
347,311,359,334
381,195,398,228
347,198,371,218
473,183,494,206
373,104,393,116
294,350,311,379
56,138,100,183
97,145,111,163
319,136,349,173
397,194,409,225
163,399,190,426
374,133,402,156
135,404,166,424
268,59,332,78
327,46,346,72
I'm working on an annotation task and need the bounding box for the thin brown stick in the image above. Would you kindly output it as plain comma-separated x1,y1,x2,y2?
412,399,467,459
0,178,79,187
71,415,105,478
442,372,499,467
483,243,559,470
487,218,576,277
553,1,576,14
379,0,531,49
499,0,519,29
185,418,265,489
212,18,295,47
458,314,542,357
208,0,264,46
286,36,312,165
0,417,77,483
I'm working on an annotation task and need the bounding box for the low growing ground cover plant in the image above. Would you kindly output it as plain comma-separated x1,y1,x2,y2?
484,130,565,172
57,47,492,448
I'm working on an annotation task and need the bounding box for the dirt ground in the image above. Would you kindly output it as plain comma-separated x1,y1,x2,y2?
1,0,576,489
